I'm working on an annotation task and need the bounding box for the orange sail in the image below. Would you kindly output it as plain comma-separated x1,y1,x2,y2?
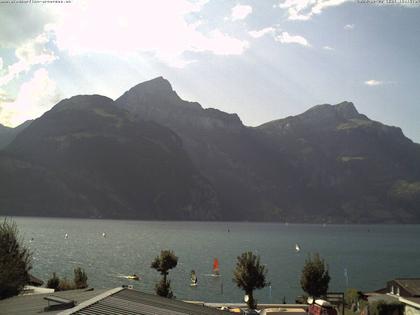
213,258,220,275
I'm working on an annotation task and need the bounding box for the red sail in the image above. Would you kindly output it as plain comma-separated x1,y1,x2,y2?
213,258,219,273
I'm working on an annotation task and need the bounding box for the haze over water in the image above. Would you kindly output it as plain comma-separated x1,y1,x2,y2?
10,217,420,303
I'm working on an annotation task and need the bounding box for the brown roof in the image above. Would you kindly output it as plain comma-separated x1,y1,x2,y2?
394,279,420,296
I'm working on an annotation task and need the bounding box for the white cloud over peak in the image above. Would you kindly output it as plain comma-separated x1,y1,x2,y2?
230,4,253,21
278,0,350,21
0,32,57,87
364,79,384,86
275,32,310,47
0,68,60,127
48,0,248,68
323,46,334,50
248,27,276,38
344,24,355,30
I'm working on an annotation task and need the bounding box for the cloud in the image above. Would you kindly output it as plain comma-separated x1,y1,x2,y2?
0,57,3,71
230,4,253,21
0,88,14,103
275,32,310,46
48,0,248,68
0,6,54,48
248,27,276,38
277,0,351,21
344,24,355,30
0,32,57,87
323,46,334,50
364,80,384,86
0,68,60,127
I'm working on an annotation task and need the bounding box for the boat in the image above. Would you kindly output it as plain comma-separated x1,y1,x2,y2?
102,232,106,238
212,258,220,276
126,274,139,281
65,233,69,239
295,243,301,252
190,270,198,287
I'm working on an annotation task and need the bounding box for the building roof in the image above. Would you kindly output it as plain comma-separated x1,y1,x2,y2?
367,293,399,304
0,288,108,315
58,287,230,315
399,297,420,309
393,279,420,296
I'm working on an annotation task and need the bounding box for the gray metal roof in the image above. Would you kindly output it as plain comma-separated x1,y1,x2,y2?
0,288,109,315
61,288,230,315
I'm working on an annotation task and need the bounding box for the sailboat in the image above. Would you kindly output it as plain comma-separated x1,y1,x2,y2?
295,243,301,252
212,258,220,276
190,270,198,287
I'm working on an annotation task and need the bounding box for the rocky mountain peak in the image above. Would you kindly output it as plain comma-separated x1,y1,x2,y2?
302,101,360,121
128,76,175,97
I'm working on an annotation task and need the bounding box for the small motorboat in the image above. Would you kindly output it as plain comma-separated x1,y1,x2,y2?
126,274,140,281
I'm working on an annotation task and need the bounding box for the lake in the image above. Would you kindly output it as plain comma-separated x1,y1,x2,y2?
8,217,420,303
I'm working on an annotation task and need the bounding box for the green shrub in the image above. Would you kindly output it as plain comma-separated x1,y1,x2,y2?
0,219,32,299
74,267,88,289
368,301,403,315
155,278,173,298
58,277,76,291
46,273,60,291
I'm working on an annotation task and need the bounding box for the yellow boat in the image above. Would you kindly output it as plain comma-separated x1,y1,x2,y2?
126,274,139,281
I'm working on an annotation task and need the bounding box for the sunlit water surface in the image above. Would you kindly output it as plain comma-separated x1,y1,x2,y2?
8,217,420,303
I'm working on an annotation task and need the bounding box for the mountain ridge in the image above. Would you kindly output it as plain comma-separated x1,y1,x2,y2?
1,77,419,223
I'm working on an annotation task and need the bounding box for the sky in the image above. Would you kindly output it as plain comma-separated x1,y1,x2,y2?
0,0,419,142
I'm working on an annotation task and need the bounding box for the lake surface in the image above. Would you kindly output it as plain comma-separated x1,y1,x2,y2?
8,217,420,303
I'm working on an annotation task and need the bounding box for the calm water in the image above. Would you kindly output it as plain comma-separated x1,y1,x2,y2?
8,217,420,303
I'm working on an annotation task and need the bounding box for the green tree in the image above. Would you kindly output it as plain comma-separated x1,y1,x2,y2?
74,267,88,289
46,273,60,291
300,253,330,298
0,219,32,299
151,250,178,298
233,251,269,310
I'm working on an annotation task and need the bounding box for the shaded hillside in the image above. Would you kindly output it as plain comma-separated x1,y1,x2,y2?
0,121,32,150
257,102,420,222
115,77,292,220
1,77,419,222
116,78,420,223
0,95,220,219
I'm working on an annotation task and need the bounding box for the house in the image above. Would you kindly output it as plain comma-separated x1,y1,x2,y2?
386,279,420,297
399,297,420,315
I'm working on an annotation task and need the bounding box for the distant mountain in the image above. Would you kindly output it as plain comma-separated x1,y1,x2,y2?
257,102,420,222
0,77,419,222
0,120,32,149
0,94,219,219
115,77,280,220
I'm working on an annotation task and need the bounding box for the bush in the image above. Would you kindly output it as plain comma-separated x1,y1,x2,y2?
155,278,173,298
74,267,88,289
46,273,60,291
58,277,76,291
0,219,32,299
368,301,403,315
